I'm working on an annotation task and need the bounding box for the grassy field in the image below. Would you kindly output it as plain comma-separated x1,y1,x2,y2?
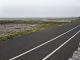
0,20,70,42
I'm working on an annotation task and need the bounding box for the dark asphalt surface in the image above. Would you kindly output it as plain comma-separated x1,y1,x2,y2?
0,23,80,60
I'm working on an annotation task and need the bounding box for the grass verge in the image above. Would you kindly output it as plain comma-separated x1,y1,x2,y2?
0,22,69,42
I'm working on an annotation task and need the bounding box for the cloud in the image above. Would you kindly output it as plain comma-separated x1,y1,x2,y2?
0,0,80,17
1,0,80,6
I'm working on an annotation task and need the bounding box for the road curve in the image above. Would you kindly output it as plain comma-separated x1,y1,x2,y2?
0,23,80,60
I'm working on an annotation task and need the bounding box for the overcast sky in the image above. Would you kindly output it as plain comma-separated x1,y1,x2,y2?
0,0,80,17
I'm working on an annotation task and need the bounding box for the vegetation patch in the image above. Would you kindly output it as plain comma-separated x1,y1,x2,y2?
0,20,69,42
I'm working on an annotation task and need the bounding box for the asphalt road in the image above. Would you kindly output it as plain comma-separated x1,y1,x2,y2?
0,23,80,60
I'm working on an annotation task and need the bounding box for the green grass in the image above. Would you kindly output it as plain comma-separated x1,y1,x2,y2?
0,22,69,42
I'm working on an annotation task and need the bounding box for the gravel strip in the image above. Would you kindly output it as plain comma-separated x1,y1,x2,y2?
68,43,80,60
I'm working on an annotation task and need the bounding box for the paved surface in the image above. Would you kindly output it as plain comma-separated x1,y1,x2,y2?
68,43,80,60
0,23,80,60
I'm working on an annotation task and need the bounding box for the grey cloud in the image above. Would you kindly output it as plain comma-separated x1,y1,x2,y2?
0,0,80,17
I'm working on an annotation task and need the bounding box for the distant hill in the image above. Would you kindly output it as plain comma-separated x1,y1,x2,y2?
0,17,79,21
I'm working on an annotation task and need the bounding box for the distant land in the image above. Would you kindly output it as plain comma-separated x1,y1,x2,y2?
0,17,79,20
0,17,80,23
